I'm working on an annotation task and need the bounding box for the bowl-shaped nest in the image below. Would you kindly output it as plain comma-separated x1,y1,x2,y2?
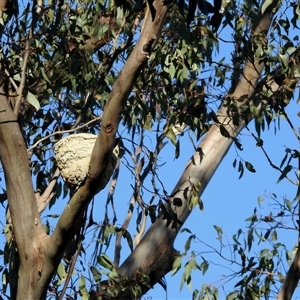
54,133,119,191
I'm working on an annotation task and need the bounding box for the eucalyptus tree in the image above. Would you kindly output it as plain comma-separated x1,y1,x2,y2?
0,0,299,299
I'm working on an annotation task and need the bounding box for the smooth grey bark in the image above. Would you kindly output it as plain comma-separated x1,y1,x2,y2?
0,86,49,300
100,1,282,298
277,247,300,300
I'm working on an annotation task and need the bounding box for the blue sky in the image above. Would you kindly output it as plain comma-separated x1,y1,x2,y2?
81,101,300,300
0,1,300,299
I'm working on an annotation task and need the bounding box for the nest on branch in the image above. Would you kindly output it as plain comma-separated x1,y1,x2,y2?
54,133,119,192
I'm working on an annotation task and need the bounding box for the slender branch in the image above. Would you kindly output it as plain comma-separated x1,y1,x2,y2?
231,1,280,102
47,0,170,270
114,2,282,296
73,10,137,129
13,38,30,117
36,168,61,214
114,132,167,266
106,158,121,223
133,155,146,247
27,115,102,153
245,125,298,185
4,69,19,91
58,239,82,300
5,168,60,223
114,194,135,267
13,0,41,117
279,107,300,141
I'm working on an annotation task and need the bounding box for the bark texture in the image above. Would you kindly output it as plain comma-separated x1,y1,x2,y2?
278,247,300,300
100,1,281,298
0,87,50,299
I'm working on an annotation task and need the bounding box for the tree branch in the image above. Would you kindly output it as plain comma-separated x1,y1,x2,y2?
47,0,170,273
111,1,281,297
0,86,47,298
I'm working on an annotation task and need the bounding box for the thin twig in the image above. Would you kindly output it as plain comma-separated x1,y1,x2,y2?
114,133,167,266
36,168,61,214
13,37,30,117
280,107,300,141
58,239,82,300
113,16,127,50
245,125,298,185
27,115,102,153
4,69,19,91
6,168,60,223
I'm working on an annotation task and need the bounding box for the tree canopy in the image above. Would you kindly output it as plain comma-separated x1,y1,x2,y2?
0,0,300,299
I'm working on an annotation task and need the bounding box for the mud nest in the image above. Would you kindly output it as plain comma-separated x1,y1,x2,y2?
54,133,119,192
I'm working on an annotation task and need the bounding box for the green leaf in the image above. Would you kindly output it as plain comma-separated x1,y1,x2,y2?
245,212,258,222
2,268,8,293
233,138,243,150
245,161,256,173
57,263,66,280
198,198,204,211
27,92,40,111
189,194,199,210
46,214,59,218
277,165,293,183
271,230,277,241
79,275,89,300
227,291,238,300
122,229,133,252
213,225,222,235
279,53,289,70
143,115,152,131
261,0,273,14
97,254,114,271
184,262,192,281
165,127,177,146
248,228,253,251
169,63,176,79
180,228,192,234
180,271,186,291
219,125,230,138
172,256,182,276
264,229,270,240
175,138,180,159
185,235,195,253
192,289,199,300
285,198,292,211
108,269,120,280
199,259,209,275
234,278,244,288
90,266,102,284
238,161,244,179
182,65,189,80
233,158,237,168
280,152,288,168
41,67,51,84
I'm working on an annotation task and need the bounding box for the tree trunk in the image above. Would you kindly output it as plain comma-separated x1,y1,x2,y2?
103,1,281,296
118,112,244,280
